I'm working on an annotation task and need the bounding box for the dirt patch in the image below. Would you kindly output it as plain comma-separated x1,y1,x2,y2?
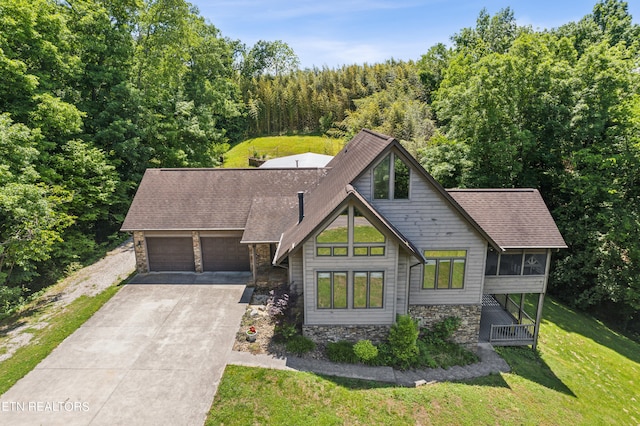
0,240,135,363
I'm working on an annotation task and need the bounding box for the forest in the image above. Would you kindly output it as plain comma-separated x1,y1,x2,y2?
0,0,638,334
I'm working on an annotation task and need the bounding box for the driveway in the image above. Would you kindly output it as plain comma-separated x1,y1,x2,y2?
0,280,251,425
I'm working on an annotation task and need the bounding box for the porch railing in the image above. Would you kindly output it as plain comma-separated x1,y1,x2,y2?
490,323,535,346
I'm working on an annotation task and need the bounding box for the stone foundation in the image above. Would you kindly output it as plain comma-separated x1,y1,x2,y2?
303,325,391,344
408,304,481,348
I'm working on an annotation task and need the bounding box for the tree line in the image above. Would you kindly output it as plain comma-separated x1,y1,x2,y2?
1,0,638,333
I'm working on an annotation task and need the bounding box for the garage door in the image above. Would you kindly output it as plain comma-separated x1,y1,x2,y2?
201,237,250,271
146,237,195,271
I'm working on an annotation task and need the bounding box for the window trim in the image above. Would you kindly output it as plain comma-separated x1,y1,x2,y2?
422,250,467,290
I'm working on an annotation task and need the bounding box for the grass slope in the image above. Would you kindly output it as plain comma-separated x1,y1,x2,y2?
223,135,343,168
207,298,640,425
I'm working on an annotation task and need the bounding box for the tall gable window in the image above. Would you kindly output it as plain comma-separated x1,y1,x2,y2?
316,206,386,257
373,153,410,200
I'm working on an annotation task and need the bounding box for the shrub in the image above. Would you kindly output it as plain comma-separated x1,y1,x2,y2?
353,340,378,362
267,287,290,319
285,335,315,355
430,316,461,342
388,315,419,369
274,322,298,343
416,339,437,368
326,341,358,363
0,285,25,316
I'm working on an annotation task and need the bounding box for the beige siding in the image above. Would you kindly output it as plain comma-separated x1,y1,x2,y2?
483,276,546,294
355,158,487,306
289,251,304,294
303,239,398,326
395,252,409,315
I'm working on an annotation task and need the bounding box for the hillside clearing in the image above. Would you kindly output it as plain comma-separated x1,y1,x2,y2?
223,135,343,168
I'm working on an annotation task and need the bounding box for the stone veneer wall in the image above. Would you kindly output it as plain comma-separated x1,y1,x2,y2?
303,325,391,345
408,304,481,347
250,243,288,289
133,231,148,273
192,231,203,272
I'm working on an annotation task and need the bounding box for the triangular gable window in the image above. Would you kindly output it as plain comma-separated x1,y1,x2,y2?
316,206,386,257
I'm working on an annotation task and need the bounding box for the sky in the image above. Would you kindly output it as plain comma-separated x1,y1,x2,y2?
190,1,640,69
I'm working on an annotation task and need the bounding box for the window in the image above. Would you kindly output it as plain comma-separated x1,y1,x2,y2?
499,254,522,275
373,153,410,199
394,157,409,199
317,272,347,309
353,272,384,308
423,250,466,289
353,208,386,256
373,155,390,199
523,253,547,275
485,251,548,276
316,206,386,257
316,208,348,256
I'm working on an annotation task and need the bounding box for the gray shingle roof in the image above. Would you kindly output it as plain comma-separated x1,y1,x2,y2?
447,189,567,249
120,168,324,233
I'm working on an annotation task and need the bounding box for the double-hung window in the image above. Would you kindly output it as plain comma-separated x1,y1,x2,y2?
423,250,466,289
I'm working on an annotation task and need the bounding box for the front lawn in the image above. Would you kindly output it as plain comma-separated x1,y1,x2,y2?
207,297,640,425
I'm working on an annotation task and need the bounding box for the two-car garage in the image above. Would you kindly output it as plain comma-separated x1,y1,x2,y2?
144,233,250,272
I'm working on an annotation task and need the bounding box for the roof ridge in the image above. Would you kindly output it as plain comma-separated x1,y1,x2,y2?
446,188,537,192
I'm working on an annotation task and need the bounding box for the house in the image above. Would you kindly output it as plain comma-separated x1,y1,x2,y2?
121,129,566,349
259,152,334,168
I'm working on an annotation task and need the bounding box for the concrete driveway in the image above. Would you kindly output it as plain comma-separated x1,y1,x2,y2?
0,280,251,425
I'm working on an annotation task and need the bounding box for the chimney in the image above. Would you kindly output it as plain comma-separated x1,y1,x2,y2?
297,191,304,223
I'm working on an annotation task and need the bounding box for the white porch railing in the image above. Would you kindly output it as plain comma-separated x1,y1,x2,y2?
490,323,535,346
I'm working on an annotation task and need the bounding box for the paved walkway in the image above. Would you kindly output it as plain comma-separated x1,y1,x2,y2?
227,342,510,386
0,283,250,425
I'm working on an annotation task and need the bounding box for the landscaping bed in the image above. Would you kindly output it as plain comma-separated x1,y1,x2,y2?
233,284,478,369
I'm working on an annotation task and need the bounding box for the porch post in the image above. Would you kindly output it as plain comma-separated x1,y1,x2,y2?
533,249,553,351
532,293,545,351
519,293,526,324
251,244,257,283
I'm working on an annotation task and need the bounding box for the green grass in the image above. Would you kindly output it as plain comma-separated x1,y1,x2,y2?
207,297,640,425
0,284,122,395
223,135,343,168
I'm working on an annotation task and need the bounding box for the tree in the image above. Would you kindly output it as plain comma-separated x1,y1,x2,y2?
241,40,299,77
